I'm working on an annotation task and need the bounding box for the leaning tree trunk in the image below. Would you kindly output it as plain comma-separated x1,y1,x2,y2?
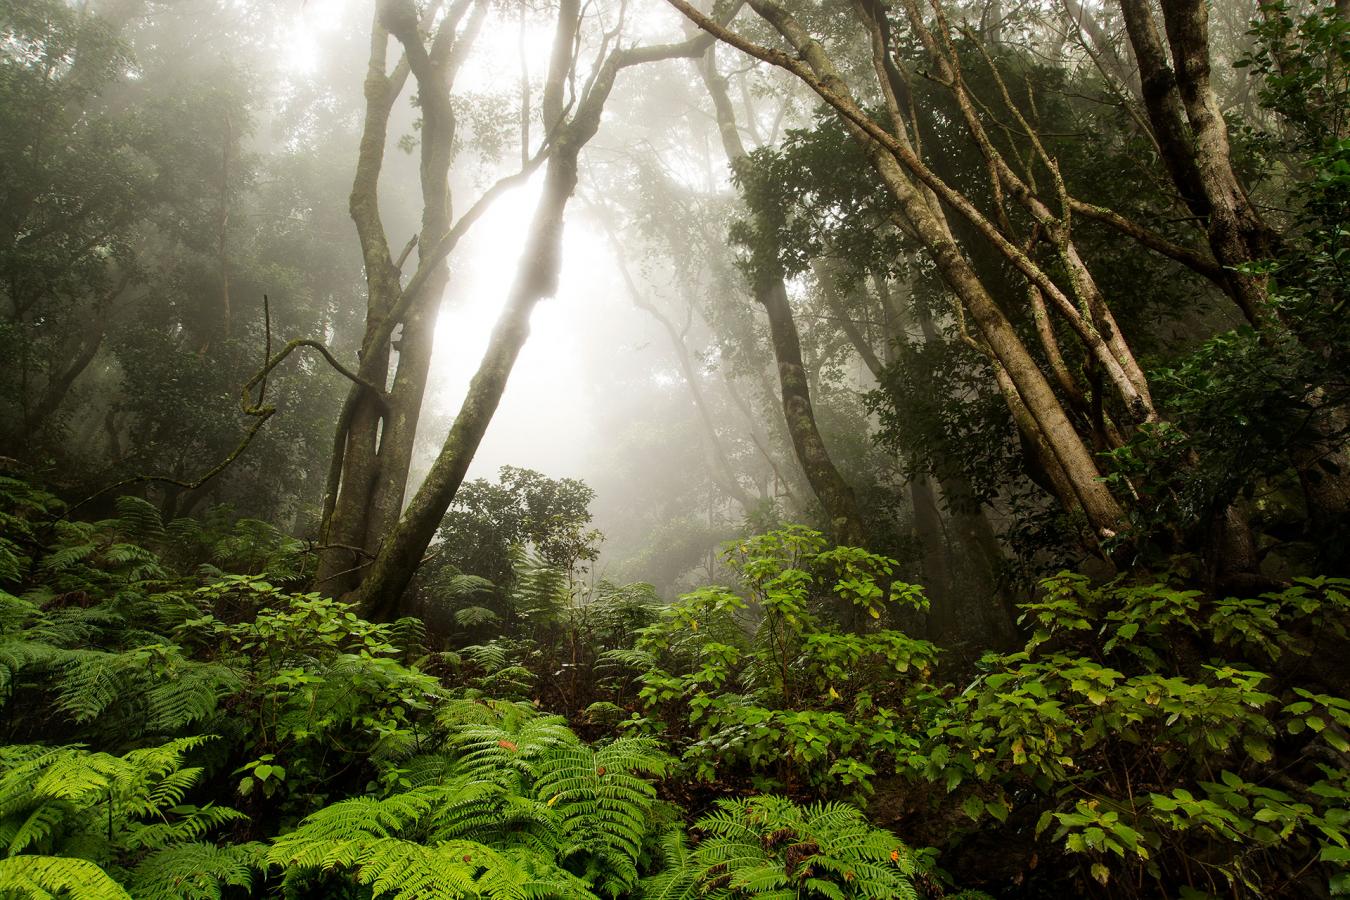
352,13,739,618
676,0,1129,549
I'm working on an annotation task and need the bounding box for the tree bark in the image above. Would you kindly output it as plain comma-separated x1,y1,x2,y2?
1120,0,1276,325
317,0,482,593
696,47,868,548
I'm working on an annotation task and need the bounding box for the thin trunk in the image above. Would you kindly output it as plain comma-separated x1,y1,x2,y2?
605,224,755,514
217,110,232,336
697,47,868,547
352,9,737,617
1061,0,1139,95
757,277,867,547
905,285,1017,635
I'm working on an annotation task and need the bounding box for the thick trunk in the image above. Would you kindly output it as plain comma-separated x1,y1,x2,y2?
910,474,952,623
1117,0,1210,217
316,14,407,589
1121,0,1276,325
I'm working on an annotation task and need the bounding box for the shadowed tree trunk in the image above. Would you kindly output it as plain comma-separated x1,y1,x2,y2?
696,46,867,548
317,0,486,593
1119,0,1276,325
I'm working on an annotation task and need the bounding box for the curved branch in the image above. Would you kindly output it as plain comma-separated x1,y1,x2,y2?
66,315,386,520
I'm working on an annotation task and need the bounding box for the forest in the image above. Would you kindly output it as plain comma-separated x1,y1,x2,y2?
1,0,1348,896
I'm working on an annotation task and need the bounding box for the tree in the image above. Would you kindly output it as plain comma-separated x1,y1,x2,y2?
350,1,744,619
315,0,493,593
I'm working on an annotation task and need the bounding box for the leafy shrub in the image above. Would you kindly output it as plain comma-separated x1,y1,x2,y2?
915,572,1350,895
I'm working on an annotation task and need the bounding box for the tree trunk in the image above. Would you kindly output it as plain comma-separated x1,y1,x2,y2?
351,11,736,617
1120,0,1276,325
316,0,483,592
696,47,868,548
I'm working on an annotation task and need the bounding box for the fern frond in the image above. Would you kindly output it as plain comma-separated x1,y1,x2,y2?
54,648,144,723
266,791,436,868
125,804,248,851
454,605,501,628
637,828,701,900
128,841,263,900
112,496,165,542
143,663,241,733
680,797,918,900
42,542,97,572
0,855,130,899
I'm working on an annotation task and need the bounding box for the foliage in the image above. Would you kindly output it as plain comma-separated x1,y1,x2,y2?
914,572,1350,896
0,474,931,899
426,466,602,589
642,796,920,900
621,527,936,799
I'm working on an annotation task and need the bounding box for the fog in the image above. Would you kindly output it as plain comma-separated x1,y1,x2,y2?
4,0,1335,609
5,1,1347,894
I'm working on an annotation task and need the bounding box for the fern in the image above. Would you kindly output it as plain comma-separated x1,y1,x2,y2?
455,605,501,628
267,792,594,900
143,662,241,732
508,552,572,626
128,841,264,900
637,829,701,900
534,737,670,893
0,736,238,868
53,648,147,723
640,796,919,900
111,496,166,543
0,855,130,899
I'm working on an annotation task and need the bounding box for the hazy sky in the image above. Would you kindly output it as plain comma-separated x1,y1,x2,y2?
282,0,734,560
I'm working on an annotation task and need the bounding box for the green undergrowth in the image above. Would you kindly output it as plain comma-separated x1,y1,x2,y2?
1,475,1346,898
0,477,929,899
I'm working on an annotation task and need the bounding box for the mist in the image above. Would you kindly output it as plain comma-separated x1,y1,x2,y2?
3,0,1348,896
